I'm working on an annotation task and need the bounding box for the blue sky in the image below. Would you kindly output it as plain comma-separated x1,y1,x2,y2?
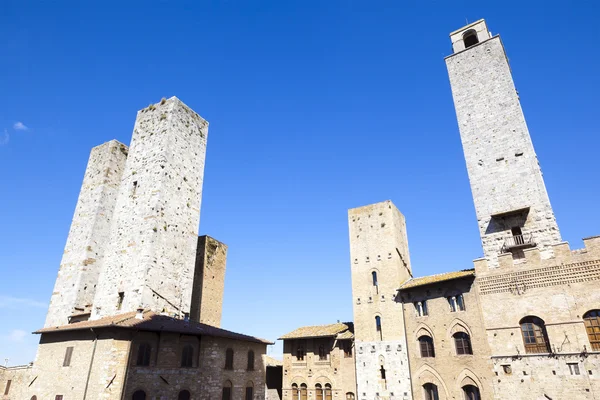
1,1,598,365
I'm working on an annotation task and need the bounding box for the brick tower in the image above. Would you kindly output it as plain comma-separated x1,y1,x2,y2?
349,200,413,400
92,97,208,319
445,20,561,268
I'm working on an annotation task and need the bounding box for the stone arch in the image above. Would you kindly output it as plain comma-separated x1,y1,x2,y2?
414,364,450,399
456,368,484,396
313,375,334,387
414,323,435,341
447,318,473,337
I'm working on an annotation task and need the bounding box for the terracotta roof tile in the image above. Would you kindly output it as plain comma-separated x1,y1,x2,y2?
399,269,475,290
264,355,283,367
279,322,354,340
35,311,273,344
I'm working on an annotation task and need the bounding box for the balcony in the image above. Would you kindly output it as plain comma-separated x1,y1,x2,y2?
502,234,536,253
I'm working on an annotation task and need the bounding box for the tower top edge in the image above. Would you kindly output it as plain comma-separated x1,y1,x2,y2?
448,18,486,36
136,96,209,125
348,200,402,215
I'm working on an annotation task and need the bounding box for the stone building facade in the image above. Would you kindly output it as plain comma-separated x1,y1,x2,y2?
1,97,272,400
279,323,356,400
349,202,413,400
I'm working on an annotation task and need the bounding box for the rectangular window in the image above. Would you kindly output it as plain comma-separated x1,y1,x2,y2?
342,340,352,358
4,380,11,395
414,301,428,317
55,396,64,400
223,387,232,400
63,346,74,367
246,386,254,400
456,294,465,311
447,297,456,312
117,292,124,310
568,363,581,375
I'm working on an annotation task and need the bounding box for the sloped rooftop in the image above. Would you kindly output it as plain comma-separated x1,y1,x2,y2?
399,269,475,290
264,355,283,367
279,322,354,340
35,310,273,344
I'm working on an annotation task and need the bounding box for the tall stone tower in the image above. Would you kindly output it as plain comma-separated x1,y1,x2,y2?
92,97,208,319
45,140,128,327
190,235,227,327
349,200,413,400
445,20,561,268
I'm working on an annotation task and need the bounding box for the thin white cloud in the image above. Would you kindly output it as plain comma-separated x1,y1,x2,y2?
8,329,27,343
0,129,8,145
0,295,46,309
13,121,28,131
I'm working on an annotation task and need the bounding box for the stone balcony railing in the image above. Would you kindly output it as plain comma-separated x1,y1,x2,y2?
502,234,536,253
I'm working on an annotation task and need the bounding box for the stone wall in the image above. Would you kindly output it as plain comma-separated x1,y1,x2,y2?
399,277,494,400
191,236,228,327
93,97,209,319
282,338,356,400
45,140,128,327
1,364,33,400
349,201,413,400
445,24,561,268
475,236,600,399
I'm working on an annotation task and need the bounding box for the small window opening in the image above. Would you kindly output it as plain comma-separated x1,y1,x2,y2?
117,292,124,310
375,316,382,340
380,366,386,380
296,342,305,361
568,363,581,375
225,348,234,369
463,30,479,48
63,346,74,367
132,180,138,196
4,380,11,395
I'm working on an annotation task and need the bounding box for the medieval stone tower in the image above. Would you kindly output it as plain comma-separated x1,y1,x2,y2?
349,201,413,400
44,97,229,327
445,20,561,268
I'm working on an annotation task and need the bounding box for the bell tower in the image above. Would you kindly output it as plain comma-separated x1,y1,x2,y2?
445,20,561,268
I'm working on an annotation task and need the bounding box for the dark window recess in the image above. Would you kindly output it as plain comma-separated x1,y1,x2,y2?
342,340,353,358
463,29,479,48
55,396,64,400
117,292,124,310
296,342,305,361
4,380,11,395
63,346,74,367
178,390,191,400
136,343,152,366
225,348,234,369
132,391,146,400
318,344,327,361
423,383,439,400
462,385,481,400
247,350,255,370
419,336,435,358
375,316,382,340
222,387,232,400
246,386,254,400
454,332,473,355
181,344,194,368
380,366,386,380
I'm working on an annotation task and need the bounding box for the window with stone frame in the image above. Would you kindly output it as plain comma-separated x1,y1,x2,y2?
222,381,232,400
447,295,465,312
584,310,600,351
520,316,551,353
136,343,151,366
300,384,308,400
419,336,435,358
225,348,234,369
324,384,332,400
181,344,194,368
423,383,439,400
247,350,255,370
463,29,479,48
453,332,473,355
63,346,73,367
568,363,581,375
245,382,254,400
292,384,299,400
414,300,428,317
316,384,323,400
462,385,481,400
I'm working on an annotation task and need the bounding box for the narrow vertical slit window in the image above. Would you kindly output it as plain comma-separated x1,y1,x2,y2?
117,292,124,310
63,346,74,367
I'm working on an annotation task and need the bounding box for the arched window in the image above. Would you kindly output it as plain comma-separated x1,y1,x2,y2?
372,271,378,286
247,350,255,370
132,390,146,400
375,316,382,340
245,382,254,400
454,332,473,355
324,384,332,400
179,390,191,400
584,310,600,351
225,348,234,369
300,383,308,400
463,29,479,48
223,380,233,400
419,336,435,358
345,393,355,400
520,316,551,353
181,344,194,367
136,343,151,366
423,383,439,400
292,384,299,400
31,397,38,400
462,385,481,400
316,384,323,400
